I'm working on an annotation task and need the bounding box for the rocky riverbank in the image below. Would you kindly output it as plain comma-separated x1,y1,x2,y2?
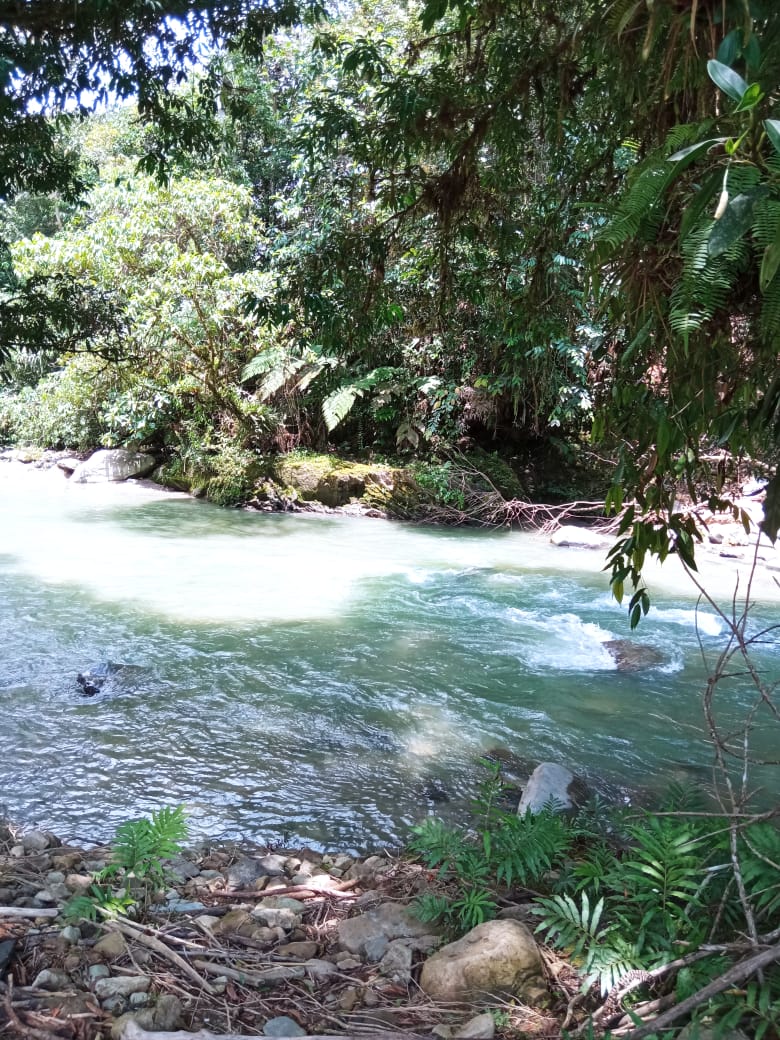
0,822,566,1040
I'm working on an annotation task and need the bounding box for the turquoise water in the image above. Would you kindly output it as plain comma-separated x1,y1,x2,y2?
1,464,778,851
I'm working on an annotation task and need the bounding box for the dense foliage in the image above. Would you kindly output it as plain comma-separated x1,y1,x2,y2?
0,1,778,535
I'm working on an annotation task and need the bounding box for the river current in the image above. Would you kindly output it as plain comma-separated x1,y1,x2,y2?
1,462,778,851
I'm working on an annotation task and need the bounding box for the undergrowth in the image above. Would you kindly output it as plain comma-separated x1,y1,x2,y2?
64,805,188,921
409,767,780,1038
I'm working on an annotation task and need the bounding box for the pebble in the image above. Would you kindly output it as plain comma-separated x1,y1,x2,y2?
89,964,111,981
277,941,318,959
31,969,70,991
94,975,151,999
94,932,127,959
60,925,81,944
264,1015,306,1037
455,1013,496,1039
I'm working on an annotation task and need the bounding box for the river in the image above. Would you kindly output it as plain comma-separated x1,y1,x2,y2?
1,461,778,851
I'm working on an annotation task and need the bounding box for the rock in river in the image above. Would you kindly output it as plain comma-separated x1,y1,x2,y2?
603,639,664,672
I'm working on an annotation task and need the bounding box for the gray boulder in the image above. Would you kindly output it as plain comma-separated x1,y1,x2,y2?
550,525,612,549
419,919,547,1004
517,762,588,815
70,449,156,483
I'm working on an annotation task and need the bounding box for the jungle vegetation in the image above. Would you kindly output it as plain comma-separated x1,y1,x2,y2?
0,1,779,560
0,3,779,1036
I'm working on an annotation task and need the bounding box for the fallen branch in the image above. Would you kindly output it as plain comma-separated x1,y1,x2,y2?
192,959,305,986
104,919,216,996
0,907,59,919
623,941,780,1039
120,1023,431,1040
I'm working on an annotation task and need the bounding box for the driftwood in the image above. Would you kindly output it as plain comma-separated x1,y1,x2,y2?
0,907,59,919
120,1024,431,1040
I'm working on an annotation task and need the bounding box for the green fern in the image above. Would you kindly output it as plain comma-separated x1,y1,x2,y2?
740,823,780,923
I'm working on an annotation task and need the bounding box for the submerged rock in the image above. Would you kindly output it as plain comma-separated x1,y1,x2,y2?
603,639,664,672
76,662,126,696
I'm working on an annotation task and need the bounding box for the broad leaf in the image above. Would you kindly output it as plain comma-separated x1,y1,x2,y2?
716,29,740,66
760,224,780,293
708,189,768,258
706,59,748,103
764,119,780,157
667,138,725,163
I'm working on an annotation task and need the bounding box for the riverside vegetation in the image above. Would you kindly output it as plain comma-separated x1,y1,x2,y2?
1,2,780,1038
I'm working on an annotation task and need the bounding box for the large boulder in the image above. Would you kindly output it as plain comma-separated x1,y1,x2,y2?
70,449,156,483
517,762,587,815
419,919,547,1005
273,455,396,508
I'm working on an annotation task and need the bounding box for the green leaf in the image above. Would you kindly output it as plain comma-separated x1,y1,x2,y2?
706,60,749,103
716,29,741,66
735,82,763,112
760,225,780,293
667,139,725,163
764,119,780,157
708,189,768,258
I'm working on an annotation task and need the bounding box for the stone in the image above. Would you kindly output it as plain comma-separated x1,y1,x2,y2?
193,915,221,931
212,908,254,936
22,830,51,852
603,639,665,672
129,991,150,1008
517,762,586,815
94,932,128,960
111,1011,155,1040
277,941,318,959
102,997,128,1017
60,925,81,944
65,873,94,893
31,969,70,991
250,907,298,930
364,935,389,962
226,855,272,889
0,939,15,975
89,965,110,981
259,896,306,913
70,449,156,483
95,975,151,1000
419,920,547,1005
304,959,338,979
550,525,612,549
455,1013,496,1039
378,940,413,984
256,853,288,876
153,994,183,1030
264,1015,306,1037
57,457,82,474
338,902,438,956
339,986,360,1012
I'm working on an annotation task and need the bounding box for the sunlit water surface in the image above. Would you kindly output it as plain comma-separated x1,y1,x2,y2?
1,463,778,851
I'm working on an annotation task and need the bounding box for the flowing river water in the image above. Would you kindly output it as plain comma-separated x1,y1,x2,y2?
1,461,779,852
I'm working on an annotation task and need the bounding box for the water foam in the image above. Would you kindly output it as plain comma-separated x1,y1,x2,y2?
506,609,617,671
